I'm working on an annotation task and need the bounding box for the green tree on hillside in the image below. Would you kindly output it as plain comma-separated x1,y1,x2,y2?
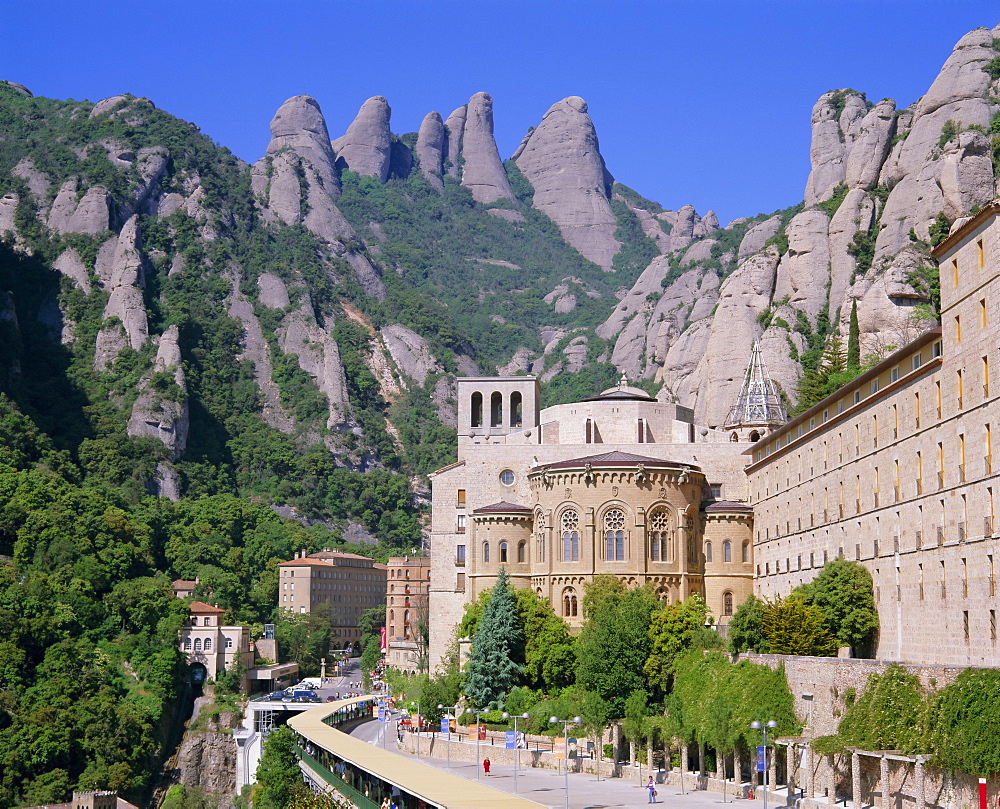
254,726,304,809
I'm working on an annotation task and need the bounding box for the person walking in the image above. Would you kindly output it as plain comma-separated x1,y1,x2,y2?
483,757,491,776
647,776,657,803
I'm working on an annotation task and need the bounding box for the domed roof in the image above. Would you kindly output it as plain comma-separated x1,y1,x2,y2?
581,373,657,402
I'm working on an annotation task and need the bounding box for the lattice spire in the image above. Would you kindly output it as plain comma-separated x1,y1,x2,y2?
724,341,786,428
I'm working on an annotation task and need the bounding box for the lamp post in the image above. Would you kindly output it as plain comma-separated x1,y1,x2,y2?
550,715,581,809
473,709,489,780
439,703,461,771
408,699,421,758
502,711,529,793
750,720,778,809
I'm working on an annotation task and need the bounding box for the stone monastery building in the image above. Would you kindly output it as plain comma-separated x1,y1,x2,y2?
428,202,1000,673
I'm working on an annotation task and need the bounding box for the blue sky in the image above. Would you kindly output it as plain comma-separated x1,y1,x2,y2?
4,1,998,225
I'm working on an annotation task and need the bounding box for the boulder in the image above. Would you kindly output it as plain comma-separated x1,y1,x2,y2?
128,325,189,462
511,96,619,269
773,210,831,318
0,193,16,234
257,272,291,310
94,216,148,370
803,91,866,206
47,178,110,235
332,96,392,182
53,248,92,294
12,158,49,200
844,99,896,190
416,111,445,190
225,275,295,434
737,216,781,261
380,324,443,386
89,95,129,119
459,92,514,204
914,26,1000,117
692,210,720,238
443,105,466,179
276,302,355,430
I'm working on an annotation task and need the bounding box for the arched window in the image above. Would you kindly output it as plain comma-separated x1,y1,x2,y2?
204,637,212,651
562,588,577,617
404,610,410,638
194,638,202,651
517,541,526,563
705,541,713,563
749,430,761,443
648,508,670,561
604,509,626,560
390,610,395,622
491,392,503,427
742,541,750,563
500,542,508,563
483,542,490,563
226,637,233,649
730,432,739,442
724,541,732,562
183,637,192,650
562,510,580,561
471,392,483,428
723,592,734,616
511,391,523,427
586,418,593,444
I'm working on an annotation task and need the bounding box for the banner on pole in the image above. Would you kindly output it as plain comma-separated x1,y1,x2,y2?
441,717,450,734
756,746,766,772
505,731,516,749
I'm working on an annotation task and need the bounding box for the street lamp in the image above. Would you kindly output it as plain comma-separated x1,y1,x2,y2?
750,720,778,809
439,703,461,771
550,715,581,809
502,711,530,793
472,709,490,780
408,699,422,758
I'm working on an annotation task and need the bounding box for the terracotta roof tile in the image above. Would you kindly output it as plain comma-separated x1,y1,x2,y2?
472,500,533,514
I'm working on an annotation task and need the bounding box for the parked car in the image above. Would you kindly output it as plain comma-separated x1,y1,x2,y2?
265,691,287,701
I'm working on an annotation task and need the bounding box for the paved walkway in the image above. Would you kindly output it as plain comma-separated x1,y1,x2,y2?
387,733,773,809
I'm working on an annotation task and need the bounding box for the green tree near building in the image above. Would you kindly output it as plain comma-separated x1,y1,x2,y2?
575,577,658,716
795,558,879,657
644,594,711,694
464,567,524,708
847,300,861,370
727,594,769,654
761,596,838,656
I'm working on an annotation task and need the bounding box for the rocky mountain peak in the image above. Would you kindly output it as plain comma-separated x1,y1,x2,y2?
332,95,392,182
458,92,515,204
416,111,445,190
512,95,619,269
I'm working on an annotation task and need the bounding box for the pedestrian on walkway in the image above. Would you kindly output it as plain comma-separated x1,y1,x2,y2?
483,757,491,776
647,776,657,803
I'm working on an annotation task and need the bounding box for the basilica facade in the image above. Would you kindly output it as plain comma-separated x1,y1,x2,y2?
426,376,758,670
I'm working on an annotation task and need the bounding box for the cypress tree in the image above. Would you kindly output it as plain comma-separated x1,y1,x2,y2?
464,567,524,708
847,300,861,369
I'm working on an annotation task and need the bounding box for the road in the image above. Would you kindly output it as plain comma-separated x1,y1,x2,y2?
344,714,778,809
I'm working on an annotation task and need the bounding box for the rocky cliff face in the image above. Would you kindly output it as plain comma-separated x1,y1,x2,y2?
600,24,1000,426
2,23,998,503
